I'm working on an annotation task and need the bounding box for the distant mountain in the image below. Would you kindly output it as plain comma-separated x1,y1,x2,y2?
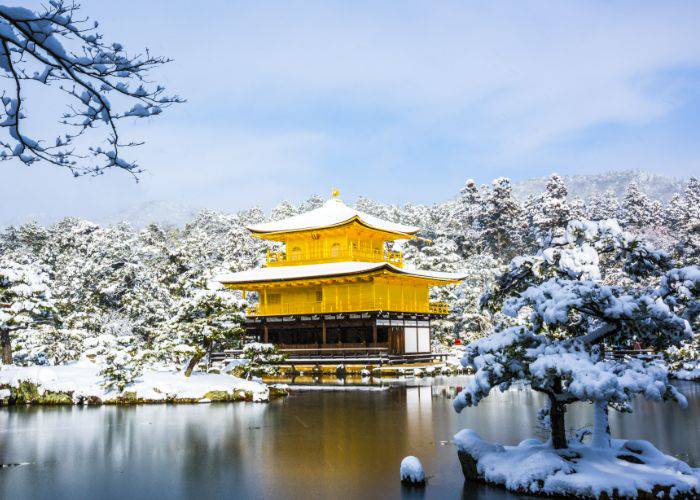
2,170,689,230
510,170,685,202
100,200,203,228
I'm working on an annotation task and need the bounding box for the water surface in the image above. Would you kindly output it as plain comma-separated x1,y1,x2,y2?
0,377,697,499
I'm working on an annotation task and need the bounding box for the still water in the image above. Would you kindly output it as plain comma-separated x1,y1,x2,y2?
0,377,698,500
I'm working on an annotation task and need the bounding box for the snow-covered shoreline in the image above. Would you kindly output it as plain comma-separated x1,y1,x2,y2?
454,429,700,499
0,361,286,405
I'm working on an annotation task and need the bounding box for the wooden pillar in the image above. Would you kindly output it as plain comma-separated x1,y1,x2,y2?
372,321,377,345
322,318,327,346
263,322,269,343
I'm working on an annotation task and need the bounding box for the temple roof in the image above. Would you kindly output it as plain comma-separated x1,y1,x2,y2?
218,261,466,286
247,198,420,236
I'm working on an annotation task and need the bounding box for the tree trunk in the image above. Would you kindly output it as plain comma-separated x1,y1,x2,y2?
591,400,611,448
549,393,568,449
184,352,204,377
1,329,12,365
184,338,212,377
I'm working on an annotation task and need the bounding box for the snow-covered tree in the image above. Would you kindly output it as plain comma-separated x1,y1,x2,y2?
96,316,142,392
666,177,700,264
585,189,621,222
298,194,324,212
530,174,571,247
0,256,56,363
13,324,84,366
479,177,524,259
0,1,182,175
430,254,500,346
269,201,298,221
455,220,696,449
621,182,657,230
170,273,246,376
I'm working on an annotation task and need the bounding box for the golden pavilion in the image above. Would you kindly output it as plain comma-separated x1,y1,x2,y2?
218,190,465,356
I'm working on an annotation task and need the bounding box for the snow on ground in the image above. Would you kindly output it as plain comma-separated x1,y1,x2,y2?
0,360,272,403
454,429,700,498
673,362,700,381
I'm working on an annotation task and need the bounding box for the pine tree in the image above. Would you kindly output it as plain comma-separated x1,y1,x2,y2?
170,272,246,376
479,177,525,259
531,173,571,247
669,177,700,264
0,256,57,364
456,220,694,449
97,318,143,392
269,201,298,221
621,182,655,230
585,189,621,221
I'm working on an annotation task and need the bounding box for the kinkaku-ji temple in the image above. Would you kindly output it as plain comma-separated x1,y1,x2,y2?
218,190,466,363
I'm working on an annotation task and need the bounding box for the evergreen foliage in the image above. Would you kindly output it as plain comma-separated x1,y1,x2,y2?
0,175,697,378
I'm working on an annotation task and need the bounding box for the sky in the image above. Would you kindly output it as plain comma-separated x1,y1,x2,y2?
2,0,700,225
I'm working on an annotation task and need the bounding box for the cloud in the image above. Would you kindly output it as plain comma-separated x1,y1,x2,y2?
3,0,700,223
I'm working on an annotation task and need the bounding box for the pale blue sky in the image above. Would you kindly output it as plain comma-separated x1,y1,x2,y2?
2,0,700,224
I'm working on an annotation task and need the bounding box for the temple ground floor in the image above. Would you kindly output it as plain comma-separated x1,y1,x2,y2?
244,311,436,356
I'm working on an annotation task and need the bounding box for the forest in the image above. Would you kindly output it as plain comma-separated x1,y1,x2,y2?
1,173,698,374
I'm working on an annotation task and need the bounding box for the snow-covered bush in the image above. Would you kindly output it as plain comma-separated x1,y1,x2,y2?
13,325,85,366
99,335,143,393
238,343,285,379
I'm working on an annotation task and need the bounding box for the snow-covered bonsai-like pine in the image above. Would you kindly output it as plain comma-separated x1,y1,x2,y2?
0,1,182,175
170,273,246,377
0,256,56,364
238,343,285,379
452,219,699,496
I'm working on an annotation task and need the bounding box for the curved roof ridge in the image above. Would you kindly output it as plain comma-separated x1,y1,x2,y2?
247,198,420,236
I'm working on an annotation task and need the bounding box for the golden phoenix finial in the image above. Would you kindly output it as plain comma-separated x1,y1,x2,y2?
331,187,340,198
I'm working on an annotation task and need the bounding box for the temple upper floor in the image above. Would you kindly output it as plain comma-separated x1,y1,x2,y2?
265,228,404,267
247,191,420,268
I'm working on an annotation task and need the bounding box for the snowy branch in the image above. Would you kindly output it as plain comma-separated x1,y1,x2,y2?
0,1,183,176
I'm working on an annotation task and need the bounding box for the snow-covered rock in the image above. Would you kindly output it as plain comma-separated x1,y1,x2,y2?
454,429,700,498
400,456,425,485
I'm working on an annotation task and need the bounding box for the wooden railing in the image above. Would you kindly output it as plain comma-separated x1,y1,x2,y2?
247,300,449,316
429,301,449,315
266,248,403,268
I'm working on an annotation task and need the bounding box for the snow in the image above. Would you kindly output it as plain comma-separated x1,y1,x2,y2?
400,456,426,484
673,363,700,381
217,261,466,284
454,429,700,497
247,197,420,236
0,360,271,403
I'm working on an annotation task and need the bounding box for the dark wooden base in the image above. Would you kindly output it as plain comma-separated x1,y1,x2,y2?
245,311,435,355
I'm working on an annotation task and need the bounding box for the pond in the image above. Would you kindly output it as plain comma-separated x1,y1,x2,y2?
0,376,698,499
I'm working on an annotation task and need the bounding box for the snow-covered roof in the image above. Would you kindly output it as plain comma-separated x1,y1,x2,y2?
218,261,466,285
247,198,421,236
